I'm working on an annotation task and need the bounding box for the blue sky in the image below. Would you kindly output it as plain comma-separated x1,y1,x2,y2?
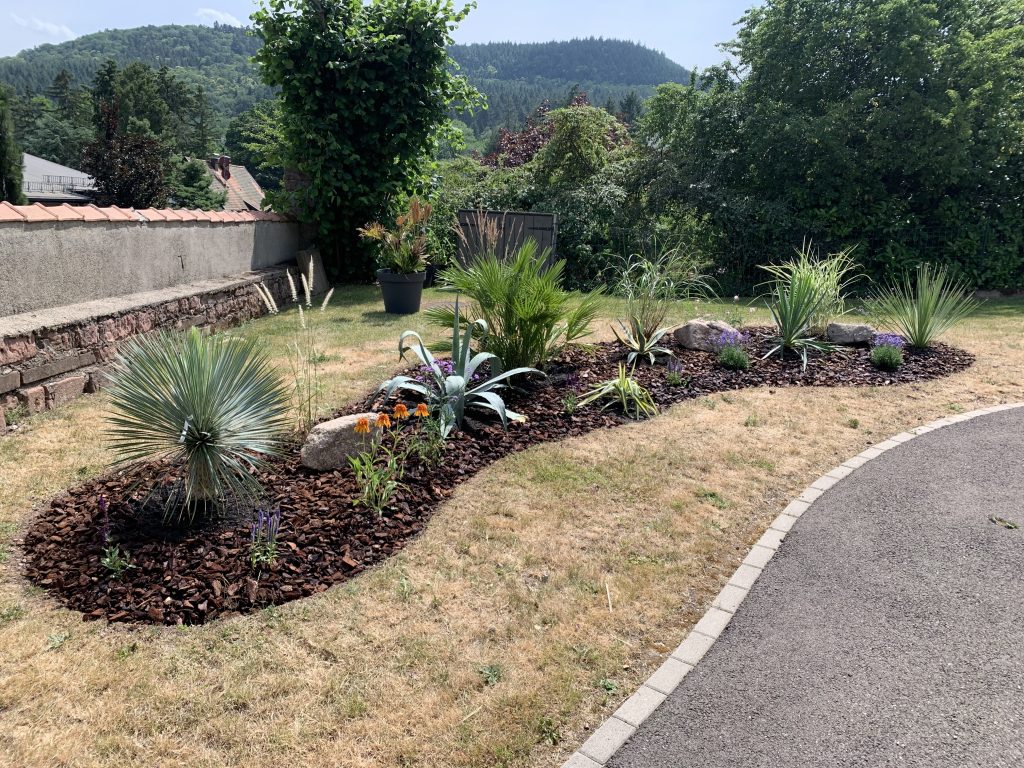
1,1,761,67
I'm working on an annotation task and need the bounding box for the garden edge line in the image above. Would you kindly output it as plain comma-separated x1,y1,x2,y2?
560,401,1024,768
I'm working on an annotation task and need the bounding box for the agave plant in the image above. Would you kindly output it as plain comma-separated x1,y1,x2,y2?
578,363,658,420
762,270,834,370
105,328,291,522
613,317,674,366
867,263,979,348
381,299,542,438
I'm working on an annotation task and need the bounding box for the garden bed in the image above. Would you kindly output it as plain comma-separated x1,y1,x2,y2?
21,328,974,625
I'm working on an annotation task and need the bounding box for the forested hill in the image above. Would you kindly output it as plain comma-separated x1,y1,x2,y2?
0,25,690,133
450,39,690,85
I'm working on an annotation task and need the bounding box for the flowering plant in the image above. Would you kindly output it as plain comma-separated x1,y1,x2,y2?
249,507,281,569
871,333,906,350
713,330,749,351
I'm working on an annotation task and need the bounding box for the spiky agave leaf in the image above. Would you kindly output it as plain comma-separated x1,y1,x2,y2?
868,263,979,348
105,328,291,522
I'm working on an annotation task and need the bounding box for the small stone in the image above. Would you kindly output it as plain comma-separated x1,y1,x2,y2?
826,322,875,345
673,319,738,352
300,413,383,471
45,375,87,408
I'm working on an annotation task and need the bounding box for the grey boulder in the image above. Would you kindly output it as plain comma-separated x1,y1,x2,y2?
826,322,875,345
300,413,381,471
674,320,738,352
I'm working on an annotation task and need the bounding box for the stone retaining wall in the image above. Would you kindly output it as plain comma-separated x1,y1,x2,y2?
0,270,293,432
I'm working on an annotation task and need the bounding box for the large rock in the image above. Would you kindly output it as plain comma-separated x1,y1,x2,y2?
826,322,875,345
673,320,739,353
300,413,382,471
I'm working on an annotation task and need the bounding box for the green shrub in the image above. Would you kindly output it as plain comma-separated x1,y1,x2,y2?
760,242,860,333
105,328,291,522
870,345,904,371
578,363,658,420
868,263,980,348
426,239,602,370
382,299,542,438
718,345,750,371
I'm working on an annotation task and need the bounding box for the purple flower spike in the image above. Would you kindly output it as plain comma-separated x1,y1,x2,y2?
872,333,906,350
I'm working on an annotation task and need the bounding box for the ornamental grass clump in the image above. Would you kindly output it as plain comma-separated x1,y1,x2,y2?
714,330,750,371
105,327,291,523
762,269,834,371
868,263,979,348
760,241,860,333
870,333,906,371
426,239,601,370
579,363,658,420
383,299,542,438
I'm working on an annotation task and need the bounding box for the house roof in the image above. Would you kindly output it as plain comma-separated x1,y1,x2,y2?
22,153,94,204
203,156,265,212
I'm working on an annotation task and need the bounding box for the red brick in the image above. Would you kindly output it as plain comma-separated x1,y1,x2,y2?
0,369,19,394
45,375,87,408
18,386,46,414
0,336,37,366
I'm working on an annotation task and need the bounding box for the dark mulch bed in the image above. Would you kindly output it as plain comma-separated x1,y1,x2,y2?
21,329,974,626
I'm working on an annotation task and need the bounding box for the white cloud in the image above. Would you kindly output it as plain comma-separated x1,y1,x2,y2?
10,13,75,41
196,8,243,27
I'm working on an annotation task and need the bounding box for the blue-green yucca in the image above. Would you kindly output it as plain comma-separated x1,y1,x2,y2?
105,328,291,521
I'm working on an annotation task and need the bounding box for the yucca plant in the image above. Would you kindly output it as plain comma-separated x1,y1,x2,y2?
868,263,979,348
106,328,291,522
381,299,542,438
762,270,834,370
760,241,860,333
578,363,659,420
613,317,674,366
426,239,602,370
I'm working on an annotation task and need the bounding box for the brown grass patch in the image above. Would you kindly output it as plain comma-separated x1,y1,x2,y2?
1,293,1022,767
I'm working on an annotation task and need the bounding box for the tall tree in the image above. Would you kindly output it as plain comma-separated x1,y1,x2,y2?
0,88,26,204
252,0,482,280
619,91,643,126
81,104,169,208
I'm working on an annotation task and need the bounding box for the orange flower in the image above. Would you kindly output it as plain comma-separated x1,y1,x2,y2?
375,412,392,429
354,417,371,435
393,404,410,420
414,403,430,418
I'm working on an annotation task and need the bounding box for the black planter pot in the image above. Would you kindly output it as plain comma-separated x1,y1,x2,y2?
423,263,439,288
377,269,426,315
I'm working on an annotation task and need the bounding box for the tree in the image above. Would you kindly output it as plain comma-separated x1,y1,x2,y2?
224,100,285,191
168,157,226,210
0,88,26,204
619,91,643,126
534,105,627,187
81,104,169,208
637,0,1024,290
252,0,483,280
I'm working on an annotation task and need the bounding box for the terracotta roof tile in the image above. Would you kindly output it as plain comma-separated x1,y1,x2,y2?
77,205,110,222
54,204,86,221
135,208,168,222
191,209,218,222
160,208,186,221
0,201,25,222
16,204,59,222
102,207,136,222
173,208,201,222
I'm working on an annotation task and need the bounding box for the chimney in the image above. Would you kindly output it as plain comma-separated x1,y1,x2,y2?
219,155,232,180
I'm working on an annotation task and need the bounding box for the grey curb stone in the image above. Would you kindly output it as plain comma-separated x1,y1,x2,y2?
646,656,694,695
559,403,1024,767
613,685,667,727
712,583,749,614
578,716,635,764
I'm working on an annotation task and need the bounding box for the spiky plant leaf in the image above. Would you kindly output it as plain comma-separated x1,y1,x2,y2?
867,263,979,348
105,328,291,521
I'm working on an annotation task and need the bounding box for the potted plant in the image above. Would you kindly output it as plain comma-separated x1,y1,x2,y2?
360,198,432,315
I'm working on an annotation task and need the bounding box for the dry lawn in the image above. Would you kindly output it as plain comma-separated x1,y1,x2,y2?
0,289,1021,768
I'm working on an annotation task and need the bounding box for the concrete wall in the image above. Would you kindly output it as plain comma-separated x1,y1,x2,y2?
0,206,305,317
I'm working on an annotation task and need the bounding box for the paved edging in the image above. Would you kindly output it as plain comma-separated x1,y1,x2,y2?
560,402,1024,768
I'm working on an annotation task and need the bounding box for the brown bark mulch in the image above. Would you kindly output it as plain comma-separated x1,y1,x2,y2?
20,330,974,626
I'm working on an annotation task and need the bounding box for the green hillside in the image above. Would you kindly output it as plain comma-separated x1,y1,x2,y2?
0,25,690,133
